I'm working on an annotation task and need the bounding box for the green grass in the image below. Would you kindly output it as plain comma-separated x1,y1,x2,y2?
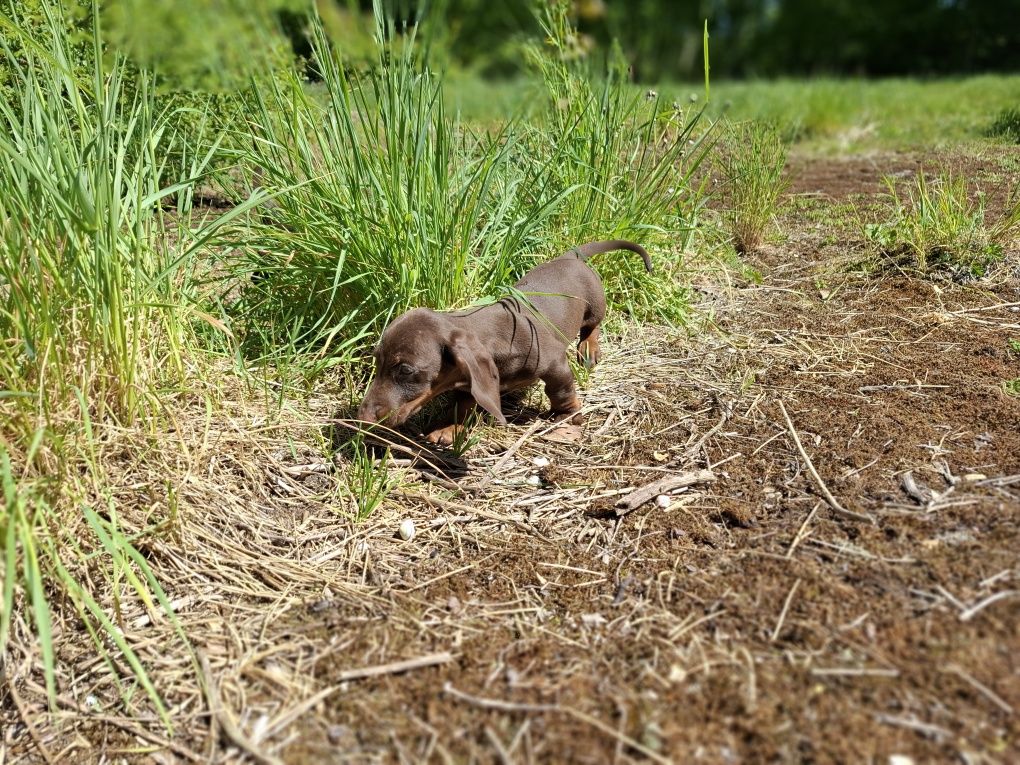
446,74,1020,153
863,170,1020,275
0,0,251,719
226,1,709,375
715,120,791,254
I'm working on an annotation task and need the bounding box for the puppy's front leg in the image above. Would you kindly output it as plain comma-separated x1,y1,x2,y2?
542,362,582,423
425,392,477,446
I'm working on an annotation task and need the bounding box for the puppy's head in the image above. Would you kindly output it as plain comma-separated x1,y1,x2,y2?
356,308,505,428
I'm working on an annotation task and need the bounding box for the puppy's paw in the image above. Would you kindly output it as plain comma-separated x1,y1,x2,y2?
549,410,583,425
425,424,464,447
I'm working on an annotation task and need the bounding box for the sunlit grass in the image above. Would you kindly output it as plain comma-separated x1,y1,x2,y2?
0,0,252,719
227,1,711,375
864,170,1020,275
443,74,1020,153
715,120,791,254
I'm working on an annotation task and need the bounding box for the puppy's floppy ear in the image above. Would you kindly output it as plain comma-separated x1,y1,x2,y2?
447,330,506,425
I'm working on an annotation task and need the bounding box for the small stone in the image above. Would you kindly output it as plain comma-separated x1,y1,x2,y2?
532,456,550,468
655,494,672,509
888,756,915,765
526,474,541,486
642,722,664,752
962,473,987,482
328,724,353,746
398,519,416,541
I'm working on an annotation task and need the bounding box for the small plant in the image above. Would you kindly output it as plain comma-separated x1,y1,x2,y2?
447,409,483,457
987,107,1020,144
715,120,791,254
1007,338,1020,356
1005,378,1020,397
348,435,395,521
865,171,1020,276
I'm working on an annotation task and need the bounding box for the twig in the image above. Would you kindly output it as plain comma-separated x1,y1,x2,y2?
334,652,454,683
777,400,874,523
899,470,932,505
771,578,802,642
949,300,1020,314
443,683,672,765
197,651,283,765
261,653,453,741
959,590,1019,622
786,502,821,558
615,470,716,516
679,405,729,464
946,664,1013,715
811,667,899,678
476,420,546,488
874,713,949,741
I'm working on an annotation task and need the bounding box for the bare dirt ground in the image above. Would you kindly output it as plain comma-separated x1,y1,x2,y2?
3,150,1018,763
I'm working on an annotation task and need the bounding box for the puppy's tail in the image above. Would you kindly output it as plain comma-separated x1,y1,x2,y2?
569,240,653,272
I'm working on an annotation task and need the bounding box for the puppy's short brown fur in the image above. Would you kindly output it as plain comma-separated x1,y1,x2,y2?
357,240,651,444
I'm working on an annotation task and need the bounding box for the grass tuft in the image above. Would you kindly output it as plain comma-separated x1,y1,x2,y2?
987,107,1020,144
865,170,1020,276
715,120,791,255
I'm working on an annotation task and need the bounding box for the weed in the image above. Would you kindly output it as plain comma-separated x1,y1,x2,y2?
1008,338,1020,356
447,410,483,457
865,171,1020,276
1005,378,1020,397
715,120,791,255
348,435,395,521
987,107,1020,143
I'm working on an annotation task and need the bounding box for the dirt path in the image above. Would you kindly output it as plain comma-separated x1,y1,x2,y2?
270,152,1019,762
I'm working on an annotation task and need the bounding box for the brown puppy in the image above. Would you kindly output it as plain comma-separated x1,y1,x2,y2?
357,240,652,445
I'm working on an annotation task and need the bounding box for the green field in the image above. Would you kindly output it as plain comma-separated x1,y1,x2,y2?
446,73,1020,152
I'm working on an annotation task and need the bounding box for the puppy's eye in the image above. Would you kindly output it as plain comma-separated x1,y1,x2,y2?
394,362,414,378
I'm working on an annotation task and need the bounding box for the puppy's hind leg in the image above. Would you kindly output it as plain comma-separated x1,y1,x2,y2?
577,323,602,369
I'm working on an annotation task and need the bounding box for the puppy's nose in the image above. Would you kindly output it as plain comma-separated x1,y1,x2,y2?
357,401,378,423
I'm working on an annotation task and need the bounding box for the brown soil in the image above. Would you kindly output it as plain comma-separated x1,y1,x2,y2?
285,152,1020,763
3,151,1018,764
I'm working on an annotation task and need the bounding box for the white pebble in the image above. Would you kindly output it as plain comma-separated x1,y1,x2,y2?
398,519,416,541
526,474,541,486
532,456,550,468
655,494,672,509
889,756,915,765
